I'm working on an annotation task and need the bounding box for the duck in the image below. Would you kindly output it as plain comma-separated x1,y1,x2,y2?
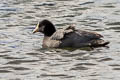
33,19,109,48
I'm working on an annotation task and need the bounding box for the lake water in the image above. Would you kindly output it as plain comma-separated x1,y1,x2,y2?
0,0,120,80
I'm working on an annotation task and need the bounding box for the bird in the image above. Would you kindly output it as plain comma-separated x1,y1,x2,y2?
33,19,109,48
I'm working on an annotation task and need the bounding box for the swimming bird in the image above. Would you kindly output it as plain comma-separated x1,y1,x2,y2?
33,19,109,48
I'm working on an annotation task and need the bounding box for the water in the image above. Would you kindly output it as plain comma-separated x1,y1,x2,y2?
0,0,120,80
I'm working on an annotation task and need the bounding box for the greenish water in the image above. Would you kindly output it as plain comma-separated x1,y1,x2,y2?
0,0,120,80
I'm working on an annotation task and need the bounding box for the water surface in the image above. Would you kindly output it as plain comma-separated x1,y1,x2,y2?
0,0,120,80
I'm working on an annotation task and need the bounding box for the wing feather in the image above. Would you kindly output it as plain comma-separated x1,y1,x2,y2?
50,26,75,40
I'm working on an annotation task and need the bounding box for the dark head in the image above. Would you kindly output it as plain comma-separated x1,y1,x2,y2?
33,19,56,36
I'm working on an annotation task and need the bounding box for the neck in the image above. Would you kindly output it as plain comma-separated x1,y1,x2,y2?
42,36,51,48
43,36,50,40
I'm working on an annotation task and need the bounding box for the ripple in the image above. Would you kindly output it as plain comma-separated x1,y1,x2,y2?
61,50,87,57
93,29,104,31
75,63,97,66
76,56,90,60
106,22,120,25
0,13,16,18
98,57,113,62
70,66,89,70
61,53,86,57
23,16,35,19
25,11,35,13
0,50,11,53
62,14,75,17
0,69,11,73
0,54,8,57
26,52,40,55
107,27,120,30
6,60,40,64
109,64,120,66
13,67,30,70
34,2,56,6
40,73,69,78
113,68,120,70
79,1,94,5
4,56,25,59
0,8,17,12
70,7,90,11
6,24,20,27
0,66,30,71
100,5,115,8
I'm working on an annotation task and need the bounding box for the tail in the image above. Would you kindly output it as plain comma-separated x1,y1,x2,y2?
90,39,110,47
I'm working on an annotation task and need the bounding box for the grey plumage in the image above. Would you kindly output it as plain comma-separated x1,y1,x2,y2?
33,20,109,48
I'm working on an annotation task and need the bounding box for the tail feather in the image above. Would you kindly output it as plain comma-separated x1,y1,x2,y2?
90,39,110,47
